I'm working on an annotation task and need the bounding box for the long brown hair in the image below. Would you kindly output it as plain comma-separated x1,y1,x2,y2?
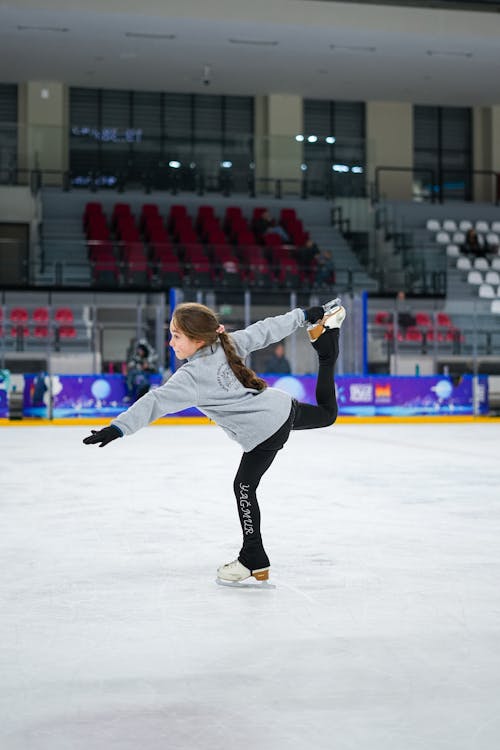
172,303,267,391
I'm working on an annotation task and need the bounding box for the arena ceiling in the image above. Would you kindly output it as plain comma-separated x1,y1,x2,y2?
1,0,500,106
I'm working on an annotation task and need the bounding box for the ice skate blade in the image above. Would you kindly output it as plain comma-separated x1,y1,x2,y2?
216,578,276,590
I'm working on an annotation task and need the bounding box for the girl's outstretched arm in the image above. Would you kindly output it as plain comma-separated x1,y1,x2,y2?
230,308,305,357
83,367,198,444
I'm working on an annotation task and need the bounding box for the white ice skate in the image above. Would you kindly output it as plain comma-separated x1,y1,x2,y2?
307,297,346,342
216,559,270,586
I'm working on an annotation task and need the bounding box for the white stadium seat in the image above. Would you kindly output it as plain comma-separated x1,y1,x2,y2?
478,283,495,299
486,232,499,246
485,270,500,286
490,221,500,234
442,219,457,232
452,231,465,244
457,257,472,271
467,270,483,285
474,257,489,271
446,244,460,258
491,299,500,315
475,220,489,233
436,231,450,244
459,219,473,232
491,257,500,271
426,219,440,232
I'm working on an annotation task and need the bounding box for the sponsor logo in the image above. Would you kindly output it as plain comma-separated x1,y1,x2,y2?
375,383,392,402
349,383,373,403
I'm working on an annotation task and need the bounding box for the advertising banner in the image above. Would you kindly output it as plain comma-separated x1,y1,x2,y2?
17,372,488,419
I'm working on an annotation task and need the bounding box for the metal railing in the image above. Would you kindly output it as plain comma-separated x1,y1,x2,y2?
0,166,363,201
374,166,500,205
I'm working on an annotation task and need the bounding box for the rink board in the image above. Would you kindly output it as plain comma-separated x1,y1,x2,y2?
0,373,489,420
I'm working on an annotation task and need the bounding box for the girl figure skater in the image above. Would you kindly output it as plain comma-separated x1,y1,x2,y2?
84,298,346,584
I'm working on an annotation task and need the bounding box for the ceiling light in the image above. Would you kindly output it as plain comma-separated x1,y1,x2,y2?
426,50,472,58
295,135,304,142
17,25,68,32
228,38,278,46
169,161,181,169
220,161,233,169
330,44,376,53
351,166,364,174
332,164,349,173
307,135,318,143
125,32,176,40
301,164,308,171
325,136,336,144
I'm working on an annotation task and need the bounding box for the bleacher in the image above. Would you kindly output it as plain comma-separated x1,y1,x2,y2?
36,189,378,292
0,298,88,354
84,200,330,289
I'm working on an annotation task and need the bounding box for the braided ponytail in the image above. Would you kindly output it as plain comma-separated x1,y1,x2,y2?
218,331,267,392
171,302,267,392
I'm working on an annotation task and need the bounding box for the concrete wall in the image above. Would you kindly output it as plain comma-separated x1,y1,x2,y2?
366,101,413,201
254,94,303,184
17,81,68,179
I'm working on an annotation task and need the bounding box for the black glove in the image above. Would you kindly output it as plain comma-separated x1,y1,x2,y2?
304,306,324,324
83,425,122,447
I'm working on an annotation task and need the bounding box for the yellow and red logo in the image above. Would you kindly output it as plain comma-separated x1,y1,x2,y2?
375,383,392,401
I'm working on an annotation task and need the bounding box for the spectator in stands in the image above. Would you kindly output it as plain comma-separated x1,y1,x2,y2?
395,291,416,331
125,338,158,402
315,248,336,286
264,342,291,374
461,228,487,259
297,239,320,277
254,210,289,243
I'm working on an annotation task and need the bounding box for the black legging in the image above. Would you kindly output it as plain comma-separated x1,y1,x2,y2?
235,329,339,570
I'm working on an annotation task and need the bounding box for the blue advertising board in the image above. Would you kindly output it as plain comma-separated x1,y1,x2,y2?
12,372,489,419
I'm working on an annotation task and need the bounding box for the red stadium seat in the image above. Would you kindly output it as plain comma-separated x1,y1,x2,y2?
32,307,49,323
240,245,274,286
437,312,453,327
58,325,77,339
404,327,423,343
33,325,49,339
54,307,74,324
10,307,29,324
415,312,432,327
11,324,30,338
212,244,244,285
374,311,392,325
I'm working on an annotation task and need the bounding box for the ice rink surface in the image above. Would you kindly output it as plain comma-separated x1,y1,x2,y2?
1,421,500,750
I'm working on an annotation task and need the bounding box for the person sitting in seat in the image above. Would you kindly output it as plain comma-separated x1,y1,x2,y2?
254,210,289,243
461,228,487,259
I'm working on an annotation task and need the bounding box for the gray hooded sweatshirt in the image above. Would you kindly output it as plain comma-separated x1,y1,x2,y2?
112,308,306,452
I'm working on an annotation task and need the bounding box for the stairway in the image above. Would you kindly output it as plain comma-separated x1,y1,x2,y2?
38,196,91,286
307,224,378,291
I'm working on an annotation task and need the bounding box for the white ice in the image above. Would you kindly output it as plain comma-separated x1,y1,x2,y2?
1,422,500,750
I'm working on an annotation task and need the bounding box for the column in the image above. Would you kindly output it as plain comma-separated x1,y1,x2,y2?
18,81,68,183
366,101,413,201
254,94,303,189
473,106,500,203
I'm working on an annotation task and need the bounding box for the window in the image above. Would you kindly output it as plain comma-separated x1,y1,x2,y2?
0,84,18,181
303,99,366,196
413,105,472,201
69,88,254,190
